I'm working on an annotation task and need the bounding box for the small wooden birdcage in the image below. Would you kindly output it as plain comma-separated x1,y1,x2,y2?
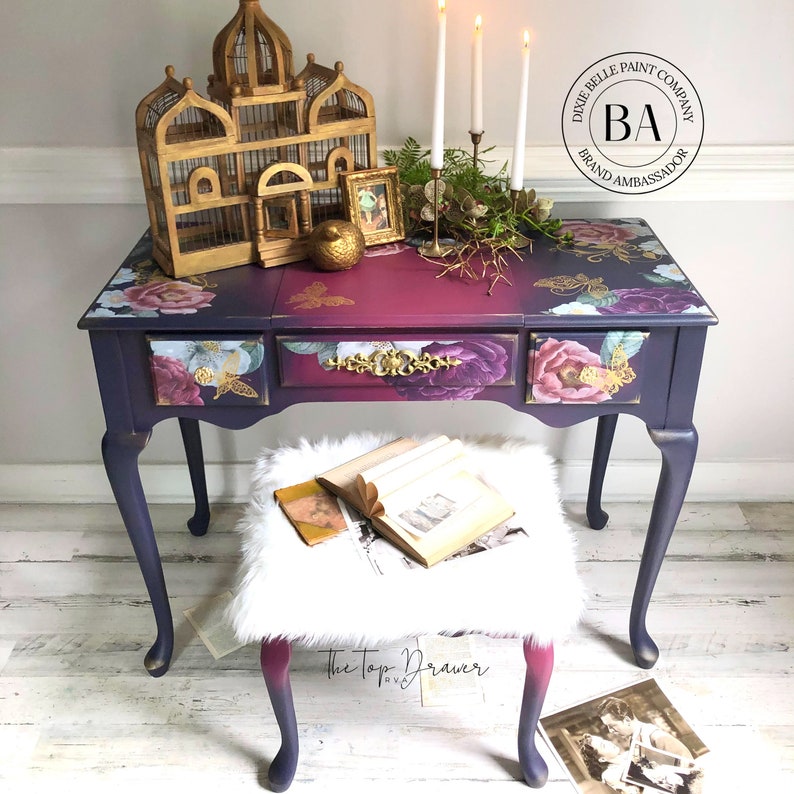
135,0,377,277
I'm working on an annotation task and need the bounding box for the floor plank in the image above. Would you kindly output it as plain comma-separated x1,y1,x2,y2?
0,501,792,792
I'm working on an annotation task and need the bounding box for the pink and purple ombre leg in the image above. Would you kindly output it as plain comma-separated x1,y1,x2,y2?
518,639,554,788
260,638,299,792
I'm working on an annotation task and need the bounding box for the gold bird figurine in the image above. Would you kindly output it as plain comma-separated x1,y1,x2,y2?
307,220,366,271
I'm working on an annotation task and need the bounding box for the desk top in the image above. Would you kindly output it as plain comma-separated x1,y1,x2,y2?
78,218,717,332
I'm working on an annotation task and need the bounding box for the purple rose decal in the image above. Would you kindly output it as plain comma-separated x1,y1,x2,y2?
529,338,610,404
598,287,706,314
559,221,637,245
390,340,508,400
151,355,204,406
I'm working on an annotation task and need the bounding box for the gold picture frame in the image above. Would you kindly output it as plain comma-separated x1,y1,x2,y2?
340,167,405,246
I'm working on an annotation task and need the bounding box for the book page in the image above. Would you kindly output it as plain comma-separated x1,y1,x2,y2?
357,437,464,513
376,459,479,529
316,437,416,511
383,467,481,536
375,467,514,566
358,435,451,482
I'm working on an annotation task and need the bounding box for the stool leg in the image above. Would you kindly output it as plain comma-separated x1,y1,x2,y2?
518,639,553,788
260,638,299,792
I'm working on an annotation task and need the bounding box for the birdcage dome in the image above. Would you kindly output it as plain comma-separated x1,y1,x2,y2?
211,0,294,95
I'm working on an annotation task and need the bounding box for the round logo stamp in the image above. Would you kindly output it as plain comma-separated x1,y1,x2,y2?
561,52,703,194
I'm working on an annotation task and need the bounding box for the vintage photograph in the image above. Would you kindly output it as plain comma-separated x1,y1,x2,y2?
340,166,405,246
539,679,708,794
398,492,457,534
282,491,347,531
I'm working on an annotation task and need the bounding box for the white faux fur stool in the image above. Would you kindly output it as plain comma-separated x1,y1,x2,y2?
228,433,584,791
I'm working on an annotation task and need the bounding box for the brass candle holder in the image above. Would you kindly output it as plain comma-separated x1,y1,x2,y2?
469,130,484,168
419,168,455,258
510,188,522,213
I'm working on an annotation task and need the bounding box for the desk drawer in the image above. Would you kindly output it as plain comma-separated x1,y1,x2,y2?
278,335,518,399
526,331,648,404
147,336,268,406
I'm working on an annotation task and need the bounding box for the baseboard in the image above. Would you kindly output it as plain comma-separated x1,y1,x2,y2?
1,460,791,504
1,144,792,205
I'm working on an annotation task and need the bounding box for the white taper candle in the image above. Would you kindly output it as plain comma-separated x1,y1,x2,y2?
431,0,447,170
510,31,531,191
470,15,484,135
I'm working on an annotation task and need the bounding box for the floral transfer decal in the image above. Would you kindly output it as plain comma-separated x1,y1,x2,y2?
556,219,666,264
86,256,216,318
528,332,646,404
148,339,265,406
535,268,709,316
282,339,510,400
389,340,508,401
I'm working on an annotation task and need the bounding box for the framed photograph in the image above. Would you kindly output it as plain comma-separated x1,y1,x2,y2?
340,167,405,246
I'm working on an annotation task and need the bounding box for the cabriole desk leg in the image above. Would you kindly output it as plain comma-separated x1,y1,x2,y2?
587,414,618,530
518,639,553,788
102,429,173,677
178,417,210,537
631,426,698,669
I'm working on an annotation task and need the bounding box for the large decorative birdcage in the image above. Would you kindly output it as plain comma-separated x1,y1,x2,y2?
135,0,377,277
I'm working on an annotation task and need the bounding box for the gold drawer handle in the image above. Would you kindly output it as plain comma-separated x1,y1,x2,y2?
324,349,462,378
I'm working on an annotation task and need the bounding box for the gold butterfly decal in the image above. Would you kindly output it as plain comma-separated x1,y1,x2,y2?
578,343,636,396
287,282,355,310
534,273,609,299
213,350,260,401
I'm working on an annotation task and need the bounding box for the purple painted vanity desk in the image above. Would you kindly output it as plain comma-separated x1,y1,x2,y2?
78,218,717,678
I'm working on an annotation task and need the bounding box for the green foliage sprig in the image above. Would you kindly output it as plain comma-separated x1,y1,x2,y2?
383,137,572,246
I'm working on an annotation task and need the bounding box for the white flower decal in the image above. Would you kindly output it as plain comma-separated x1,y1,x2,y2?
548,301,601,316
653,263,686,281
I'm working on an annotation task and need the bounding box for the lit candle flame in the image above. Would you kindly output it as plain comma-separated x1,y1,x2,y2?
439,0,446,12
475,14,482,31
523,30,530,49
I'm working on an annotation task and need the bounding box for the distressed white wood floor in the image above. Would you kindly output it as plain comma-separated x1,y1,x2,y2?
1,501,792,793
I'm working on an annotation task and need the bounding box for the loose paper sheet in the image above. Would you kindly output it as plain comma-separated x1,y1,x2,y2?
416,635,486,707
183,591,245,659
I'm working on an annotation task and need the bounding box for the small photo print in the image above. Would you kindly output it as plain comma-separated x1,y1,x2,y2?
539,678,707,794
398,492,457,534
285,492,347,531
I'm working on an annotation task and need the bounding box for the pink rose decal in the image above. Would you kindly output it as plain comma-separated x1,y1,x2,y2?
124,281,215,314
151,355,204,406
559,221,637,245
529,338,610,403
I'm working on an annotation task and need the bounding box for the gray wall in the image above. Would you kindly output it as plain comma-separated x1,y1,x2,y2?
1,1,792,499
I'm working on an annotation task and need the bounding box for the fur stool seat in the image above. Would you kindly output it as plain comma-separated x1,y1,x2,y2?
228,433,584,791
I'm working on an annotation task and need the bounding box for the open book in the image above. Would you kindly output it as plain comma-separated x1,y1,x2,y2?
316,436,515,567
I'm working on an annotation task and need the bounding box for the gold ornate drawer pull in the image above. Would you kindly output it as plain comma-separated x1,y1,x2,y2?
324,349,462,377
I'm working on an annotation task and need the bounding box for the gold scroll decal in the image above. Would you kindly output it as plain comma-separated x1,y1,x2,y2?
324,348,462,377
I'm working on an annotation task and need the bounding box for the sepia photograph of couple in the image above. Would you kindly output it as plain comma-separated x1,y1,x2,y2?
540,679,708,794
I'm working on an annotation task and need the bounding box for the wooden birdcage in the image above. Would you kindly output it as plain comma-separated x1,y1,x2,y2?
135,0,377,277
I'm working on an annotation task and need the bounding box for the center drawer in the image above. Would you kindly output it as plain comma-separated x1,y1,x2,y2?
277,334,518,399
